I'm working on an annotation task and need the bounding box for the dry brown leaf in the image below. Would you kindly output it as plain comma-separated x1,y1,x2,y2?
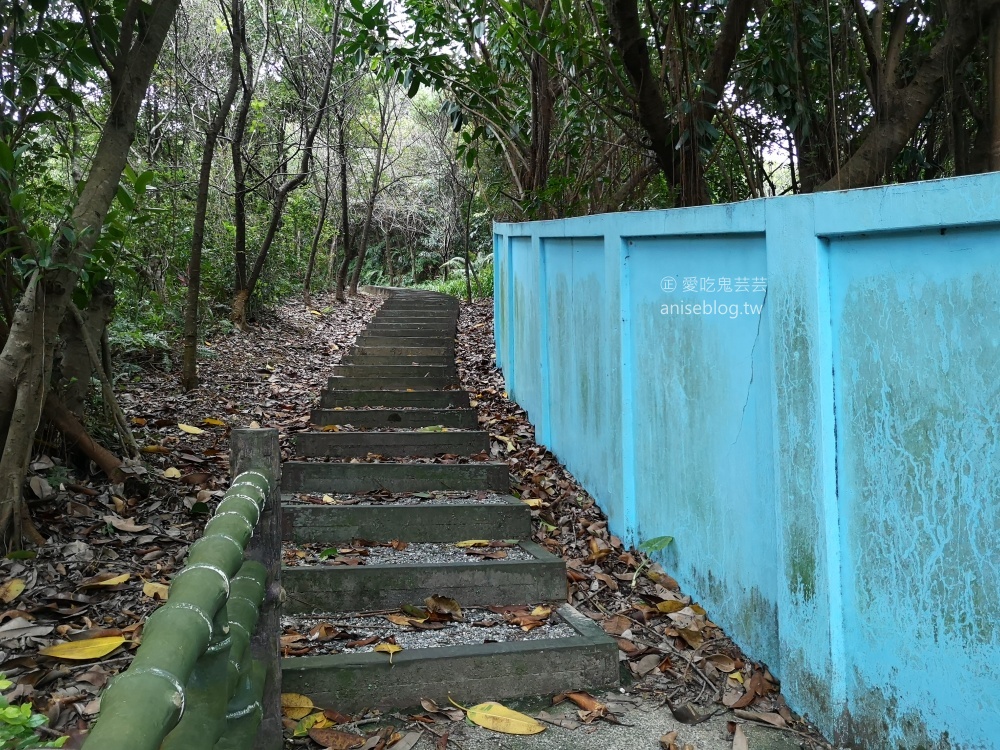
102,515,150,533
732,724,749,750
308,727,365,749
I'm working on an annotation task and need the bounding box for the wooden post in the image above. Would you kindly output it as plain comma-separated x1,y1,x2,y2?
230,428,282,750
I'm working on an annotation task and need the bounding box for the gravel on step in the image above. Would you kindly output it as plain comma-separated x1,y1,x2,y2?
281,607,577,656
285,491,510,506
284,541,534,566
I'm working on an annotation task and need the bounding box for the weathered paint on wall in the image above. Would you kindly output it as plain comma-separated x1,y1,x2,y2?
493,173,1000,748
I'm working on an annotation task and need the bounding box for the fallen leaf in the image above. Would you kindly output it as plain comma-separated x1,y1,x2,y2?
424,595,462,621
202,417,226,426
706,654,737,673
102,515,150,533
660,731,678,750
178,423,205,435
142,582,169,600
0,579,25,603
458,700,545,735
294,712,330,736
732,724,749,750
163,467,182,479
455,540,490,548
141,445,171,454
308,727,365,749
374,642,403,662
282,693,315,720
656,600,685,614
522,498,542,509
39,636,125,660
388,732,421,750
733,709,787,728
79,573,130,588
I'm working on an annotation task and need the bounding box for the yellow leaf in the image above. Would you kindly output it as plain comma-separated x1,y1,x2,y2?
249,421,261,429
322,425,341,432
202,418,226,427
385,614,419,626
80,573,130,588
656,600,685,614
730,671,745,684
143,582,169,600
0,578,25,603
374,643,402,656
141,445,171,454
163,467,182,479
293,711,329,736
178,423,205,435
463,701,545,735
522,498,542,509
39,636,125,661
455,540,490,548
309,309,323,316
530,605,551,618
281,693,315,720
322,495,336,504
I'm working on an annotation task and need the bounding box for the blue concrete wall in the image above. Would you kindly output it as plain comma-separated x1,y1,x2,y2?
493,174,1000,748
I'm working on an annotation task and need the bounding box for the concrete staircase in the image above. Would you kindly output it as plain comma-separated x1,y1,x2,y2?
279,289,619,712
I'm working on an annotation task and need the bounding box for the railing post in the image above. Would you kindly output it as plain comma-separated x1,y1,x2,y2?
231,428,282,750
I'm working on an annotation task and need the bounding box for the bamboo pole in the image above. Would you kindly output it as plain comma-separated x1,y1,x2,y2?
81,464,275,750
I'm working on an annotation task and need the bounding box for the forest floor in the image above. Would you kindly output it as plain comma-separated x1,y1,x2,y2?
0,290,837,750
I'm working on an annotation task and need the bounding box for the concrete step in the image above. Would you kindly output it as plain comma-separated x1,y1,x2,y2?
340,355,455,367
318,390,470,408
282,460,508,494
283,541,566,614
282,495,530,543
310,407,478,429
280,604,618,713
365,326,456,336
372,310,458,323
326,375,456,391
292,430,489,458
350,346,453,358
331,364,455,378
356,336,455,348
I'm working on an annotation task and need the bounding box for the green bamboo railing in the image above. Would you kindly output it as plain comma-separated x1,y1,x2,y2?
81,429,282,750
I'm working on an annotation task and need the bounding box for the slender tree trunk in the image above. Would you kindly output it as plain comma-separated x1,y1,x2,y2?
303,192,329,308
182,0,241,390
0,0,181,544
334,108,353,302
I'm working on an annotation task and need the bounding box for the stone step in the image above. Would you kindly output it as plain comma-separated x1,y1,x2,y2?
326,375,456,391
365,325,456,336
310,407,478,429
282,541,565,614
282,495,530,543
350,346,453,358
340,355,455,367
280,605,618,713
374,310,456,317
318,390,470,408
282,460,508,494
331,364,455,378
377,306,457,314
292,430,489,458
355,335,455,348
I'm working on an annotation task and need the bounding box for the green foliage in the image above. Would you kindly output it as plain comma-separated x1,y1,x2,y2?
0,675,66,749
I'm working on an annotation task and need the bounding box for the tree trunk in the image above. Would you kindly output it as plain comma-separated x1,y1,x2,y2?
605,0,754,206
819,0,1000,191
182,0,242,390
334,109,352,302
0,0,181,544
303,191,329,308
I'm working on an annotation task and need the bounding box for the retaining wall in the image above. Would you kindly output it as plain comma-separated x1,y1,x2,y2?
493,173,1000,748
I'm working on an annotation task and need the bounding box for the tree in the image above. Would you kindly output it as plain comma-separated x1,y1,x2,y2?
0,0,182,543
